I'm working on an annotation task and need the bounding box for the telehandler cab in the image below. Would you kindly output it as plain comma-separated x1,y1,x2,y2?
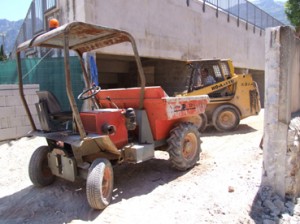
180,59,261,132
17,22,209,210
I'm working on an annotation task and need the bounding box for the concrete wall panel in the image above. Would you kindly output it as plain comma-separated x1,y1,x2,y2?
64,0,265,70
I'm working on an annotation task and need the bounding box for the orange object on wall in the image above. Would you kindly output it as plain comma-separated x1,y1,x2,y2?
49,18,59,30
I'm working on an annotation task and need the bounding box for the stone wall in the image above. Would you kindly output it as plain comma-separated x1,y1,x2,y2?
263,26,300,198
0,84,40,141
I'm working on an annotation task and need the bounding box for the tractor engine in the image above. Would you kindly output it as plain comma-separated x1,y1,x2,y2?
80,108,135,148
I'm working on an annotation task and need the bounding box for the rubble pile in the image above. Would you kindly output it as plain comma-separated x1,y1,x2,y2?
254,186,299,223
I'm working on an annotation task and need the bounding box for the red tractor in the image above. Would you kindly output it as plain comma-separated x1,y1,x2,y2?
17,22,209,209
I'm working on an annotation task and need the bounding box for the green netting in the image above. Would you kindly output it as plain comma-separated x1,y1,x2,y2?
0,57,85,111
0,60,18,84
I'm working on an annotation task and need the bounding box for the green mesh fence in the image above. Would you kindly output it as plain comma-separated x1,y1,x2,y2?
0,57,85,111
0,60,18,84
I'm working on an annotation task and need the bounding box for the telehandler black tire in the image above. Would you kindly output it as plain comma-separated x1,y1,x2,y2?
86,158,114,210
29,146,55,187
198,113,208,132
212,105,240,132
167,122,201,171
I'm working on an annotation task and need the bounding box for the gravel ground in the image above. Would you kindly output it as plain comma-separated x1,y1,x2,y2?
0,110,265,224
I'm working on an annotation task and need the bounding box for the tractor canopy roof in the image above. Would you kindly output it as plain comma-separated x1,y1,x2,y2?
16,21,146,138
16,21,135,55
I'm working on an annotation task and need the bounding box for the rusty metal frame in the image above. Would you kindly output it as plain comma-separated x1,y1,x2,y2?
16,21,146,140
17,52,37,131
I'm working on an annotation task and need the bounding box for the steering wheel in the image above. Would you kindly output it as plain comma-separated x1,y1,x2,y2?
78,85,101,100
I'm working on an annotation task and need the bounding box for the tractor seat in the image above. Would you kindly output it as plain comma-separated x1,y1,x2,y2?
36,91,72,121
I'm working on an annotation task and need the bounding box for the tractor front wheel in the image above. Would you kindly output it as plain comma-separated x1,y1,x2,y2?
86,158,114,210
167,122,201,171
29,146,55,187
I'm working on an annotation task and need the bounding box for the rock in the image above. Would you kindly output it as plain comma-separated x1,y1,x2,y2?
262,214,273,220
260,186,273,201
273,198,286,213
228,186,234,193
263,219,276,224
263,199,281,216
285,201,295,215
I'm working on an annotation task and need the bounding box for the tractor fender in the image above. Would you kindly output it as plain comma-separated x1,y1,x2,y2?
175,115,202,129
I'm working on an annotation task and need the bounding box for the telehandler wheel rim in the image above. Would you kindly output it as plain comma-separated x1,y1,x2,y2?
182,132,198,160
218,110,236,128
212,105,240,132
86,158,114,210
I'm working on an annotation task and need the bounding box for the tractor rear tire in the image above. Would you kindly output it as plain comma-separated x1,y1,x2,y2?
212,105,240,132
198,113,208,132
167,122,201,171
29,146,55,187
86,158,114,210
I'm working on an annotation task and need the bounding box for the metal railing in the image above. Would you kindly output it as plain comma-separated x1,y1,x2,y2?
202,0,284,29
11,0,57,58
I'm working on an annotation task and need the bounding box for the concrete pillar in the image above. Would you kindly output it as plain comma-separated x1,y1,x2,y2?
263,26,300,198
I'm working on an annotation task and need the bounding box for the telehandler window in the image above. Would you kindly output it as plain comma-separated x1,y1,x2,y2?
220,62,230,79
212,65,224,82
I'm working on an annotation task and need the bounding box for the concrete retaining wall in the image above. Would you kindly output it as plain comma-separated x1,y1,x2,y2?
263,26,300,198
0,85,40,141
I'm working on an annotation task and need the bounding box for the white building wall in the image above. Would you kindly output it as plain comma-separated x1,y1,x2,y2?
60,0,265,70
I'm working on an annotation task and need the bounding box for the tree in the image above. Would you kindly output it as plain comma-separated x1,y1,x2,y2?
285,0,300,30
0,44,7,61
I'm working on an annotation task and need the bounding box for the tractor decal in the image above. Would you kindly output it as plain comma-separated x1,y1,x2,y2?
164,97,209,120
211,79,235,91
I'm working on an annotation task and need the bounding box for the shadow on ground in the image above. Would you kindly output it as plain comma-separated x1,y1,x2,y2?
249,189,265,223
202,124,258,137
0,157,187,224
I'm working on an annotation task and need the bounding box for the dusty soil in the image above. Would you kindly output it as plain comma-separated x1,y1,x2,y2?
0,111,265,224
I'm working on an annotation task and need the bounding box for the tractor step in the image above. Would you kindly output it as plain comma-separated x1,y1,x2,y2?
48,150,77,181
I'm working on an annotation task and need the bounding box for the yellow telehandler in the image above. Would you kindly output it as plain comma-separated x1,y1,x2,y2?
179,59,261,132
